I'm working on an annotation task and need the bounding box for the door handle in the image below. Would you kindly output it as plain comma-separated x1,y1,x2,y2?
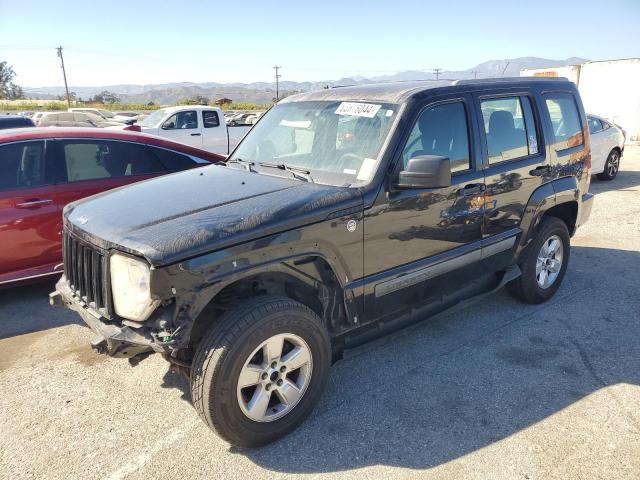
190,133,202,136
530,165,551,176
16,199,53,208
457,183,485,197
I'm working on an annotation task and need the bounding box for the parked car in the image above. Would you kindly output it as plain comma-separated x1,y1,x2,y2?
245,112,264,125
69,108,123,123
226,112,255,126
51,78,593,447
0,115,35,129
119,105,251,155
0,128,224,287
112,111,145,124
587,114,625,180
35,111,119,128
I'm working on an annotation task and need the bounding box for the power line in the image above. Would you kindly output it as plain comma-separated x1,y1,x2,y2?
273,66,282,101
56,46,71,108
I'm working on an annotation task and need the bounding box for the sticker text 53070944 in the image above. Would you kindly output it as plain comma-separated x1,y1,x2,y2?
335,102,382,118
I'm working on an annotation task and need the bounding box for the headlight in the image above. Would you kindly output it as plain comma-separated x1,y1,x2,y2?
110,253,159,321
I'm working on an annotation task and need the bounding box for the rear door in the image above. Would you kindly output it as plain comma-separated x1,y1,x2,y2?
159,109,203,147
473,89,548,269
587,116,606,172
201,109,228,154
0,140,61,283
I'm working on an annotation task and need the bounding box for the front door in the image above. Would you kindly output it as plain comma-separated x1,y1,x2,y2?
0,140,61,284
363,96,487,321
160,109,203,147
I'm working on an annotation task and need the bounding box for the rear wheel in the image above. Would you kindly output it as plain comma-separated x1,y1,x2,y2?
507,217,570,304
190,296,331,447
597,149,620,180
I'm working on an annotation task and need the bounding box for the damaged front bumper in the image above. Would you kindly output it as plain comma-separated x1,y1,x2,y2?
50,276,170,358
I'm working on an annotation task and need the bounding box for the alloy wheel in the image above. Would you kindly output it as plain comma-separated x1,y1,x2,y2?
236,333,313,422
535,234,564,289
607,152,619,177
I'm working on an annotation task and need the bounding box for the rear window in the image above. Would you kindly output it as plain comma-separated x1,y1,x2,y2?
203,111,220,128
544,93,584,151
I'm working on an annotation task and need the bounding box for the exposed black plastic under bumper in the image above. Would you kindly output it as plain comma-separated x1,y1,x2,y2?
50,276,157,358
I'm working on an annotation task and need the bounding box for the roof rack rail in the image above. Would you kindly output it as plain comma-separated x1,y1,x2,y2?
453,76,570,85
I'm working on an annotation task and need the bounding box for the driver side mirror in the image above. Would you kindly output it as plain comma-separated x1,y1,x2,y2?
396,155,451,189
162,121,175,130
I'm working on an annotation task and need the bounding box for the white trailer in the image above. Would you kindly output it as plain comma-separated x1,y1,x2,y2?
521,58,640,143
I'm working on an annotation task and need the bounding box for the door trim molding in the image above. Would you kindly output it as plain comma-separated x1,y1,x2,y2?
373,228,520,298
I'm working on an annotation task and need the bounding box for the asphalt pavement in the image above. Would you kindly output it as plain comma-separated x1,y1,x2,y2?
1,147,639,480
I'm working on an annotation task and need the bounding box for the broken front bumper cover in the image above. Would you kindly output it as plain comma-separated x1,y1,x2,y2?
50,276,163,358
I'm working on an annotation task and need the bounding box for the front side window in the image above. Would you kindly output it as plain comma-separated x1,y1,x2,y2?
60,140,164,182
544,93,584,150
229,101,397,186
0,141,46,191
401,101,470,173
162,111,198,130
203,110,220,128
480,96,539,163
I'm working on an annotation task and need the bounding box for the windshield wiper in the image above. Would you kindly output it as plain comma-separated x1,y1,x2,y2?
258,162,314,183
227,158,256,172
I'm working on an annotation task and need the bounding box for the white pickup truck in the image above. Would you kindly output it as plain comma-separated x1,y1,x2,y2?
119,105,252,155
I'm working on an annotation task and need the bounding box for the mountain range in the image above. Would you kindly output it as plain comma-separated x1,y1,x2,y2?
24,56,588,104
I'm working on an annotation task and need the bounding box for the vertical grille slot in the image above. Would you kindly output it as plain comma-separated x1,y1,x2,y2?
62,230,110,316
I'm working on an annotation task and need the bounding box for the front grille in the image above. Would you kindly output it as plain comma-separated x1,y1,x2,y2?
63,230,112,317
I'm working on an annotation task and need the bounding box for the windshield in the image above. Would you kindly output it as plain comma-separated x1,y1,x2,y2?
228,100,397,186
139,108,168,127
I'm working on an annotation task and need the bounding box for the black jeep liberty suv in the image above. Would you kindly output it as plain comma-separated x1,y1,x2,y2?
51,77,594,447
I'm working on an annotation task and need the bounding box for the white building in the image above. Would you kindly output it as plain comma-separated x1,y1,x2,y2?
521,58,640,143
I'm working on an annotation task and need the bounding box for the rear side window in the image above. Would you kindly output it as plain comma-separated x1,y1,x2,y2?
402,101,471,173
480,96,539,163
149,147,196,172
58,140,165,182
0,141,46,191
544,93,584,150
588,117,603,135
203,111,220,128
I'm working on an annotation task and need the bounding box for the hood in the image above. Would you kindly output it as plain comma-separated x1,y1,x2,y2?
64,165,362,266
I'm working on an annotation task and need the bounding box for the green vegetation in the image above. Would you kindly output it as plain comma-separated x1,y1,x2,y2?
0,61,25,100
1,100,272,112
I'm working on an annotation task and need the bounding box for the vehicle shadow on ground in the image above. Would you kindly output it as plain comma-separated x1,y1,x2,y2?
590,169,640,194
0,280,82,340
229,245,640,473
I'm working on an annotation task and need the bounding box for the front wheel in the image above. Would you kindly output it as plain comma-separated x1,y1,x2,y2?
507,217,570,304
597,149,621,180
190,296,331,447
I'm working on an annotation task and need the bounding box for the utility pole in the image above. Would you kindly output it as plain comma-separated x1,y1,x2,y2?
56,46,71,108
433,68,442,80
273,65,282,102
472,70,479,79
501,61,510,77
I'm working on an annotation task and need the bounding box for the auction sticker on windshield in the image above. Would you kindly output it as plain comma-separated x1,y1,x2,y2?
335,102,381,118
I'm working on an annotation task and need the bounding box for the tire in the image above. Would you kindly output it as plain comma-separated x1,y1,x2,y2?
190,296,331,447
507,216,570,304
596,149,621,181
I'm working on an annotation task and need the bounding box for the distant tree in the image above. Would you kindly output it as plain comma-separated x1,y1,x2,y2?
178,95,209,105
147,101,155,106
57,91,76,102
0,61,25,99
100,90,120,104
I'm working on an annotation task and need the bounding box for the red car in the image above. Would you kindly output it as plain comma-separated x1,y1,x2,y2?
0,127,224,288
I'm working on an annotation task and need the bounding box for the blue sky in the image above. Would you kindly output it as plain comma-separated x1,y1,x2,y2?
1,0,638,87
